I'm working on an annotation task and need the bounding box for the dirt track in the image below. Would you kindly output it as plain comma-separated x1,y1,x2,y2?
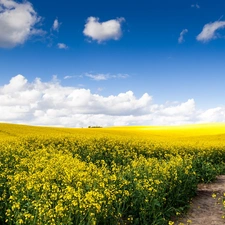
174,175,225,225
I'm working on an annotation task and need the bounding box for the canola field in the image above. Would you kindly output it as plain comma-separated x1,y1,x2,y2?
1,123,225,225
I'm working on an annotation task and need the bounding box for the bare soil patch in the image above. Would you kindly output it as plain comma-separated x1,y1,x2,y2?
174,175,225,225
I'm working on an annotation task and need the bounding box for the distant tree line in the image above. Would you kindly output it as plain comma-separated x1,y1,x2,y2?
88,126,102,128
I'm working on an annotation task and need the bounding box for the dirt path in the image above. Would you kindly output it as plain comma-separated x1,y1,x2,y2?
174,175,225,225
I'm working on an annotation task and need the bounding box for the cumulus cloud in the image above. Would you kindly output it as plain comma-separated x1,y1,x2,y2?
198,107,225,123
178,29,188,43
83,17,125,43
0,0,44,48
57,43,68,49
1,75,225,127
197,20,225,42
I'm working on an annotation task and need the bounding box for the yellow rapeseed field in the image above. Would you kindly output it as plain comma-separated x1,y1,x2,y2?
1,123,225,224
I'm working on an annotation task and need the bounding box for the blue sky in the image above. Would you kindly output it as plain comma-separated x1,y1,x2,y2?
0,0,225,127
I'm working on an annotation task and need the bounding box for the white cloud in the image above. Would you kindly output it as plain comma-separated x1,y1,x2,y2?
191,4,200,9
64,73,129,81
161,99,195,116
85,73,129,81
1,75,225,127
86,73,108,81
178,29,188,43
0,0,44,48
57,43,68,49
197,20,225,42
83,17,125,43
52,18,61,32
198,107,225,122
63,75,83,80
64,75,75,80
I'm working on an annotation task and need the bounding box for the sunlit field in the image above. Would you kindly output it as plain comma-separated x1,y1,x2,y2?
1,123,225,225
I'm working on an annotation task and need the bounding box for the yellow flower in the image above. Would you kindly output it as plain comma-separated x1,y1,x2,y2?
212,193,217,198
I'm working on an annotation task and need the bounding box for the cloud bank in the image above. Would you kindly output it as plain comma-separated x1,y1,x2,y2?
83,17,125,43
0,0,44,48
197,20,225,42
1,75,225,127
